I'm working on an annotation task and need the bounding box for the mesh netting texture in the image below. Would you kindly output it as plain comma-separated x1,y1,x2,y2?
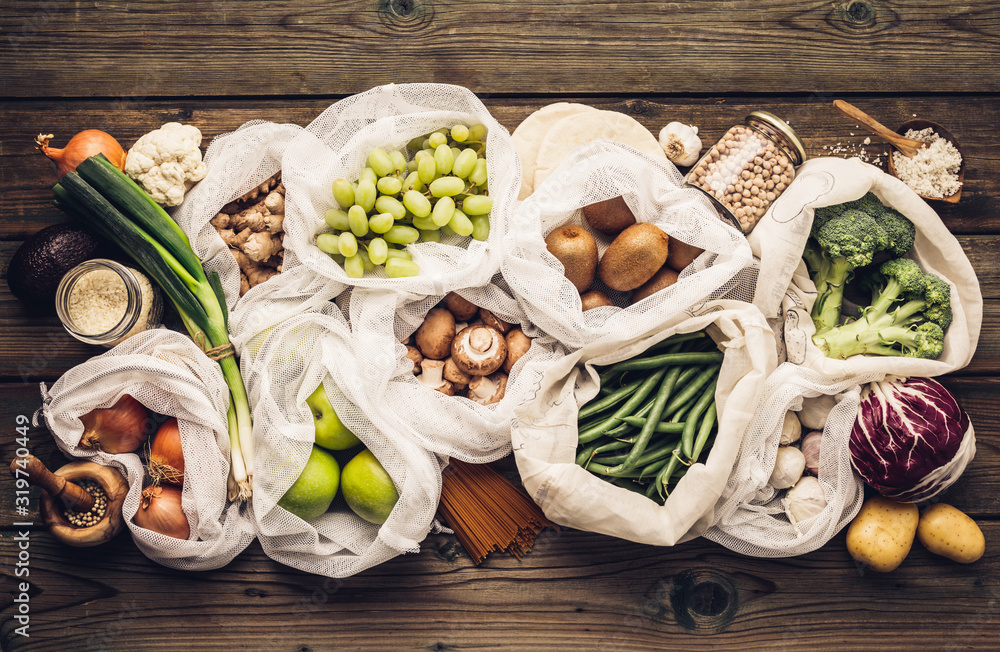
241,302,443,578
39,329,256,570
511,301,777,546
348,277,569,463
503,141,756,351
280,83,520,296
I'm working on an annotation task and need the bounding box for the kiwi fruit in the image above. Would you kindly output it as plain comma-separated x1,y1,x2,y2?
630,265,679,304
598,223,670,291
580,290,614,311
583,196,636,236
666,239,704,272
544,225,598,292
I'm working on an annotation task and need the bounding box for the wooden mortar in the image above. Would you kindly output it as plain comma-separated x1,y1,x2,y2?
11,455,128,547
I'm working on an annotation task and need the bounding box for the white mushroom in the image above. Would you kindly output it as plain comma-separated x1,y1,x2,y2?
452,325,508,376
444,357,473,387
468,372,508,405
478,308,511,334
419,359,455,396
415,308,456,360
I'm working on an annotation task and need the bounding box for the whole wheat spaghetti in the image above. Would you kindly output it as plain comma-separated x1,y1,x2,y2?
438,459,552,565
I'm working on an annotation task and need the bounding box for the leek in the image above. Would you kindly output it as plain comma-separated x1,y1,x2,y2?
55,159,254,501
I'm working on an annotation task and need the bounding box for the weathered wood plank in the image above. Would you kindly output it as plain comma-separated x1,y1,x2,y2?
1,96,997,240
3,376,997,526
2,1,1000,97
1,522,997,651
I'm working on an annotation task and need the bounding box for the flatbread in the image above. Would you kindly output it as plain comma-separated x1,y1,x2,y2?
533,110,666,192
512,102,600,200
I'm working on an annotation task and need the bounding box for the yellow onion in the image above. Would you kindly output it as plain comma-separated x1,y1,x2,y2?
79,394,151,454
35,130,126,178
148,418,184,486
134,484,189,539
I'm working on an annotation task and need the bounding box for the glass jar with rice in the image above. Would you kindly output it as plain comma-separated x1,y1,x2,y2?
56,259,162,347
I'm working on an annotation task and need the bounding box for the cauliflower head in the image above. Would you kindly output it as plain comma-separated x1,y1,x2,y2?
125,122,208,207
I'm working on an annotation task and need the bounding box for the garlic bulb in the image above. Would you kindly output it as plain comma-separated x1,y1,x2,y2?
658,122,702,166
798,394,837,430
801,431,823,475
779,411,802,446
769,446,806,489
782,476,827,524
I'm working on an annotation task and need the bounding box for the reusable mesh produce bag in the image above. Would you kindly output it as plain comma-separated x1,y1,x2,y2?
704,362,869,557
511,300,776,546
172,120,344,321
242,302,443,577
348,279,568,463
503,140,755,351
38,329,255,570
746,157,982,376
280,83,520,295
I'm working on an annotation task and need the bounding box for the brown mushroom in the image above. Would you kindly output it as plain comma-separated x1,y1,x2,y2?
418,359,455,396
414,308,455,359
405,345,423,375
444,357,473,386
443,292,479,321
478,308,511,334
503,328,532,374
452,325,508,376
468,373,508,406
580,290,614,311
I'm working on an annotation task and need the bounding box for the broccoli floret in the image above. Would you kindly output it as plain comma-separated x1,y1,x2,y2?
812,258,951,360
878,206,917,257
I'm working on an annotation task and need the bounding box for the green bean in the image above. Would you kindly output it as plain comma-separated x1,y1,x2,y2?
608,366,680,473
664,364,720,415
681,379,718,459
609,476,648,495
578,367,667,443
601,351,723,375
584,461,645,478
595,439,681,468
691,402,718,462
646,331,705,353
620,417,686,434
575,443,601,467
578,378,643,420
654,448,682,500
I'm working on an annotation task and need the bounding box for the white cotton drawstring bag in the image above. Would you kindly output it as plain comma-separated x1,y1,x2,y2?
746,157,982,376
279,83,520,296
347,279,568,463
704,362,870,557
38,329,255,570
511,300,776,545
242,302,443,577
503,140,756,351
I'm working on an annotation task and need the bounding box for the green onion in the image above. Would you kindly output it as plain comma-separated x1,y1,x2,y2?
54,158,254,501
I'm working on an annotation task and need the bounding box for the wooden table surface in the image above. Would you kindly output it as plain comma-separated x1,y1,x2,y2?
2,2,999,650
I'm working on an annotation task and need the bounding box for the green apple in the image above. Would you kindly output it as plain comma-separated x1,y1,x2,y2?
278,445,340,520
341,449,400,525
306,384,361,451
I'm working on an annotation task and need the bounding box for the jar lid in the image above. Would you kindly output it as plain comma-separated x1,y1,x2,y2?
745,111,807,166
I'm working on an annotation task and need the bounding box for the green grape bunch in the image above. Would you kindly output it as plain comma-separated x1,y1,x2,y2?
315,123,492,278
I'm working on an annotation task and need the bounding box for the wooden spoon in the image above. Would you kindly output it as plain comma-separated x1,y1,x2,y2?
832,100,928,158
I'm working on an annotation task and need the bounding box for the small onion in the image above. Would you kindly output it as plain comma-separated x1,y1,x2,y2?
79,394,151,454
134,485,190,539
148,418,184,486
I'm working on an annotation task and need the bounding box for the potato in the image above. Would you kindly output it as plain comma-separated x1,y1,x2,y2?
846,496,919,572
917,503,985,564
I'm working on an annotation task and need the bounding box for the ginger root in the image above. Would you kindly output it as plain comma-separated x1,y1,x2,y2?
214,170,285,296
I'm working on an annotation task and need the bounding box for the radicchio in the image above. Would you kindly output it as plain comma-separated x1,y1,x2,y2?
850,376,974,502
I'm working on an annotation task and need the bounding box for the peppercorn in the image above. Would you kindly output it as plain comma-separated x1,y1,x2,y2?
63,479,109,528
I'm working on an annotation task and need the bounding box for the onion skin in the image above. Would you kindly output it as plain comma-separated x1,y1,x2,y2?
148,418,184,485
35,130,126,178
135,484,189,539
79,395,151,454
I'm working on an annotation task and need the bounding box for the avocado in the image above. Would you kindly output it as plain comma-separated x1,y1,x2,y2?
6,223,103,305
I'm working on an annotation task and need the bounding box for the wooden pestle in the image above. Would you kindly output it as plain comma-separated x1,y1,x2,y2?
10,455,96,512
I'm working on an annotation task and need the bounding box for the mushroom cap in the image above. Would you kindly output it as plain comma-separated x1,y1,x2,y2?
442,292,479,321
443,357,473,385
452,325,507,376
479,308,511,334
419,359,455,396
503,328,532,374
469,372,508,406
405,345,423,375
415,308,456,359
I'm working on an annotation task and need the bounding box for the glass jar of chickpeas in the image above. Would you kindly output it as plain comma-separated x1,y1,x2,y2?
685,111,807,233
